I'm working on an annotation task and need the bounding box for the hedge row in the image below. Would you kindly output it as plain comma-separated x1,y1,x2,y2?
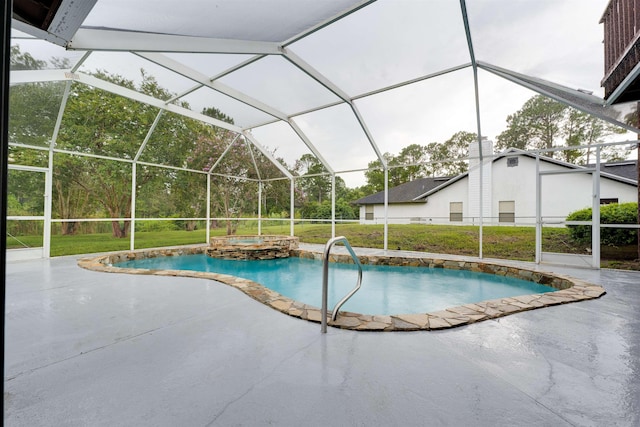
566,202,638,246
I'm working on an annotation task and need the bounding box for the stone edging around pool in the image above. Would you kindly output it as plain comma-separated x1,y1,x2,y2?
77,245,606,332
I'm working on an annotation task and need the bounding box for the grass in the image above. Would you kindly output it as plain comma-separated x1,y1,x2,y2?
295,224,565,260
7,223,639,270
7,229,210,257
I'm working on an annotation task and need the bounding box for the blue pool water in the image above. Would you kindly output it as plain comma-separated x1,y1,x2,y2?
115,254,555,315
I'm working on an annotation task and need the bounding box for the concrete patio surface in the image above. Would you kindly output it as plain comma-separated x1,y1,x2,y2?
4,245,640,426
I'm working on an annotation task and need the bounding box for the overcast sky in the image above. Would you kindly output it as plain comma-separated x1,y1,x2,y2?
12,0,632,187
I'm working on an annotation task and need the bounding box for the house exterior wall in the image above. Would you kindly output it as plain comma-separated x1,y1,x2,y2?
359,153,637,226
359,201,430,225
423,178,469,223
468,139,493,219
492,155,637,225
359,178,468,224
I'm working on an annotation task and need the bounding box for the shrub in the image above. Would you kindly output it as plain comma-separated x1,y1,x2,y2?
566,202,638,246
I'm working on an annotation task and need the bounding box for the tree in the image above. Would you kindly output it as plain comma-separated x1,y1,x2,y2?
55,71,161,237
160,114,221,231
560,109,627,164
191,130,257,235
496,95,567,156
364,153,408,193
6,169,46,236
363,132,478,192
494,110,532,151
9,46,84,234
560,108,587,164
292,154,359,219
255,151,293,216
395,144,429,183
211,156,258,235
10,45,46,70
435,131,475,175
497,95,627,163
8,48,65,161
295,153,331,203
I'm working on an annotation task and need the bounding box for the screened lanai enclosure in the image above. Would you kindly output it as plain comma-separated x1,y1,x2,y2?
6,0,640,267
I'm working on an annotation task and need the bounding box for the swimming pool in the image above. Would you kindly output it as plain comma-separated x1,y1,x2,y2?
78,246,606,331
115,254,555,315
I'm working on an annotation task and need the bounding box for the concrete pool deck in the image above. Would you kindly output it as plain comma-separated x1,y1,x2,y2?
4,244,640,426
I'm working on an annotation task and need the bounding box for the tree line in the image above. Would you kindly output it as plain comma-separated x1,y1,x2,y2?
8,45,635,239
9,46,360,238
361,96,630,194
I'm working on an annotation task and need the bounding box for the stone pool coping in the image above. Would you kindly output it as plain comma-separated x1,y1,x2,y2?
77,245,606,332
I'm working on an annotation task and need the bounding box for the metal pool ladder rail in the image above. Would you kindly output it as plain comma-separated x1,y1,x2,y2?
321,236,363,333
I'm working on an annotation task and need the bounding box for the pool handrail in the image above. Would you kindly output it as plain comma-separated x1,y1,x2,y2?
321,236,363,333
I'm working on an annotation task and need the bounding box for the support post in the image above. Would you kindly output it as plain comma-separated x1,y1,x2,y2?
383,168,388,252
331,174,336,239
2,0,12,398
258,181,262,236
636,104,640,261
45,81,71,258
206,173,211,244
290,178,295,237
478,155,483,259
592,147,601,269
43,147,53,258
460,0,485,258
130,163,137,251
535,154,542,264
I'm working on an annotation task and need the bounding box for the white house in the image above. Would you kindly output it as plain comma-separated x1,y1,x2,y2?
355,145,638,226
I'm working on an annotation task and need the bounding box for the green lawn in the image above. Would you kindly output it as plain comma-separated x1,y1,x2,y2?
294,224,568,261
6,223,639,270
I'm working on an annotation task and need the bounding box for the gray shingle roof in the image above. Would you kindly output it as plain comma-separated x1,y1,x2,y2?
354,176,452,205
595,160,638,181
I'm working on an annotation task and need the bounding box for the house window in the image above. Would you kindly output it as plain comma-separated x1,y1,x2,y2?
499,201,515,223
600,198,618,205
507,157,519,167
449,202,463,222
365,205,374,220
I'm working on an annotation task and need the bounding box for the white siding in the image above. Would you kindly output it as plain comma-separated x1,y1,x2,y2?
468,139,493,220
423,178,469,223
360,153,637,226
492,155,637,224
358,178,468,224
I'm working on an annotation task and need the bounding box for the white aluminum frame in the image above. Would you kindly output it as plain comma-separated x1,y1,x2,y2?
7,0,640,264
536,148,602,269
